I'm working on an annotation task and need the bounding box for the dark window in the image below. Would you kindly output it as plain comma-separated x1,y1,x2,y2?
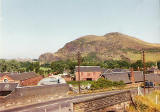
86,78,92,81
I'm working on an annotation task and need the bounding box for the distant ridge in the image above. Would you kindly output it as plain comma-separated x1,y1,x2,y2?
39,32,160,63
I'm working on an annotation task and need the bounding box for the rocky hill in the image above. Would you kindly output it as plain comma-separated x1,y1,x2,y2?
39,32,160,63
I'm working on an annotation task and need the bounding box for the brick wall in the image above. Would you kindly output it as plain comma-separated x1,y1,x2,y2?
75,72,101,81
73,91,131,112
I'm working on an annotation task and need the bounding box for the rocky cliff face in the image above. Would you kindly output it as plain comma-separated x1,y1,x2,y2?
39,32,160,63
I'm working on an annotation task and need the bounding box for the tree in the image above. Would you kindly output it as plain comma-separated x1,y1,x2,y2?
0,59,7,72
131,60,143,70
146,62,155,68
32,62,40,73
101,60,130,69
65,60,77,74
51,61,66,74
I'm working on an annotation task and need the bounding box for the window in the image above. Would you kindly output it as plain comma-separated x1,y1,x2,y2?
3,78,8,83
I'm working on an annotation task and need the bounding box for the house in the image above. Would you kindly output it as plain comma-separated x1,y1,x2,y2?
75,66,105,81
0,72,43,86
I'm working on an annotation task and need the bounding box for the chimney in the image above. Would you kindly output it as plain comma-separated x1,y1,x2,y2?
130,68,135,83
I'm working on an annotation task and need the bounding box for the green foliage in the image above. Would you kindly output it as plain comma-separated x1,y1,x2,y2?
0,59,20,72
131,60,156,70
102,60,130,69
81,53,102,67
67,80,92,86
131,60,143,70
146,62,156,68
51,61,66,74
157,61,160,69
0,57,158,76
90,78,125,90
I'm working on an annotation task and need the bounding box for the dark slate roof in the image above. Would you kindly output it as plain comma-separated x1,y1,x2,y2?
101,71,143,84
146,74,160,83
6,72,38,81
112,69,129,72
0,83,18,91
75,66,103,72
103,69,113,74
102,72,130,83
131,71,143,82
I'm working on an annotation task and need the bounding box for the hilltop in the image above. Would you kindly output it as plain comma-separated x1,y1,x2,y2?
39,32,160,63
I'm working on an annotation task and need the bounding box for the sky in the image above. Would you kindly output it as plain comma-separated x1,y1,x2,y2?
0,0,160,59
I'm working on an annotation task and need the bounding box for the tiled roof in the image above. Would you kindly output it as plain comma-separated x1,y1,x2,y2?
75,66,103,72
6,72,38,81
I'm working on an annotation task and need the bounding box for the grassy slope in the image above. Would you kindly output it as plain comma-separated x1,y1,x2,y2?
127,91,160,112
39,32,160,63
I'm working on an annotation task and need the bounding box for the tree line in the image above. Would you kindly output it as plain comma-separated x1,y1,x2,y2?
0,58,160,75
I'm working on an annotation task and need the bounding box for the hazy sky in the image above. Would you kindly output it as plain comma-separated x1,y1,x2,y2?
0,0,160,59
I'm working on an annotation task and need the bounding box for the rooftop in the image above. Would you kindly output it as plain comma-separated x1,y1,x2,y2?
3,72,38,81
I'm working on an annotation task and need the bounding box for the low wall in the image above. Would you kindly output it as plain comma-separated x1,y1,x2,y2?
0,84,69,109
73,90,131,112
6,83,69,98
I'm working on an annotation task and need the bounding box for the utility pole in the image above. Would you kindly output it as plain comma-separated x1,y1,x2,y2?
77,51,81,94
142,50,146,95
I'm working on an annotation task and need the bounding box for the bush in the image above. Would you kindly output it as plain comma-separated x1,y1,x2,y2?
67,80,92,86
90,78,125,90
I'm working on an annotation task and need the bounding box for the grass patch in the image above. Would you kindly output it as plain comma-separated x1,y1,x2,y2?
67,78,126,90
127,90,160,112
67,80,92,86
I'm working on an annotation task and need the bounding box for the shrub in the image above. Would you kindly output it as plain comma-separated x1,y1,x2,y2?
90,78,125,90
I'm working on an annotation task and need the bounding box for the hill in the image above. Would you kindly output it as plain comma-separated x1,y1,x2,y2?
39,32,160,63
